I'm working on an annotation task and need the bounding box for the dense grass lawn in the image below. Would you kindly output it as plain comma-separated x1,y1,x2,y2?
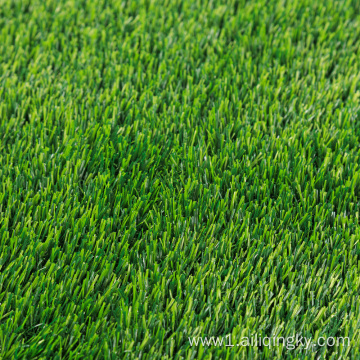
1,0,360,359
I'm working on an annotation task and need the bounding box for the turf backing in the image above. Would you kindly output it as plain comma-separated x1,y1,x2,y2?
1,0,360,359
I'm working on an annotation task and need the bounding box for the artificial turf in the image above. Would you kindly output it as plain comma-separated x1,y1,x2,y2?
1,0,360,359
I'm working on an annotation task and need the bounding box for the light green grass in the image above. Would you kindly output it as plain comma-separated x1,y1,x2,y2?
1,0,360,359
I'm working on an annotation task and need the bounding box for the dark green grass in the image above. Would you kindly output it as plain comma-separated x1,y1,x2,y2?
1,0,360,359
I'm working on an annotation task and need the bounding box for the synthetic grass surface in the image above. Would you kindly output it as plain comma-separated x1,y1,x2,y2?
1,0,360,359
